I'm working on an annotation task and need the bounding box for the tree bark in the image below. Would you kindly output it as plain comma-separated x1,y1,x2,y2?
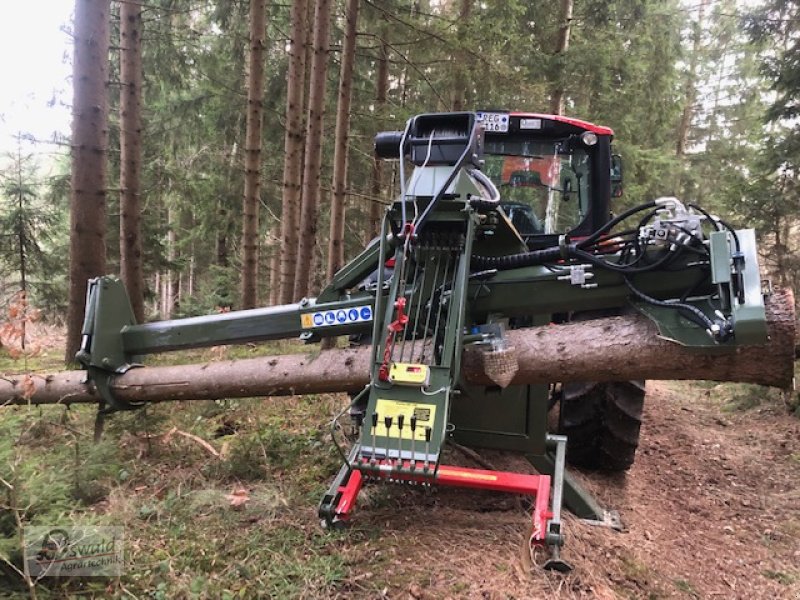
279,0,310,303
549,0,573,116
326,0,360,282
65,0,110,363
268,223,281,305
676,0,709,158
294,0,333,300
241,0,268,309
366,16,389,244
5,289,794,407
120,0,145,323
451,0,471,111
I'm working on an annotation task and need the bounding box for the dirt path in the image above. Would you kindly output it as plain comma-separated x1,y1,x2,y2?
336,382,800,599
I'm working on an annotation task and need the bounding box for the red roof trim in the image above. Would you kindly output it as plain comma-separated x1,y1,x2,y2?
509,112,614,136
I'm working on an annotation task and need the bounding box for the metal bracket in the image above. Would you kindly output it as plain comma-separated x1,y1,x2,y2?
88,365,146,414
557,264,596,289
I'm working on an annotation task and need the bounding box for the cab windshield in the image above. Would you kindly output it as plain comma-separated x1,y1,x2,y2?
483,138,592,235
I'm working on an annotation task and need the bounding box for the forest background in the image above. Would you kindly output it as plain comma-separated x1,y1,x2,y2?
1,0,799,346
0,2,799,598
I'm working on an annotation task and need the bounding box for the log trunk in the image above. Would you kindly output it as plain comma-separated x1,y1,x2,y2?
1,290,794,407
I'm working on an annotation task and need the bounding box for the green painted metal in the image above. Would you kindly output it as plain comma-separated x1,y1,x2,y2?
729,229,768,343
77,277,137,372
358,203,477,475
710,230,732,285
527,453,607,521
74,110,775,532
450,383,549,455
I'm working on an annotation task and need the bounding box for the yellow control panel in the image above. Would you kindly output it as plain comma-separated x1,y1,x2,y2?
373,399,436,441
388,362,430,386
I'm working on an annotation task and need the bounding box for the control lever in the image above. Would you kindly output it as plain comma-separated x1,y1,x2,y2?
397,414,405,468
370,412,378,464
384,415,393,463
410,414,418,470
424,426,432,471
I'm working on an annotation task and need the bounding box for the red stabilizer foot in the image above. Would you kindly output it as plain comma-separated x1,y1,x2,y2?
333,461,553,542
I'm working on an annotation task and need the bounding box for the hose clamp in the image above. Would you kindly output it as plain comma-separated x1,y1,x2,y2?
558,235,570,260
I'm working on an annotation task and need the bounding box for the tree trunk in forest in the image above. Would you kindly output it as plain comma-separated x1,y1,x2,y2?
241,0,268,309
451,0,471,111
217,133,241,282
65,0,110,364
366,19,389,244
294,0,333,300
676,0,708,159
164,206,178,319
7,289,795,407
326,0,360,282
268,224,281,305
549,0,573,116
279,0,310,304
120,0,145,324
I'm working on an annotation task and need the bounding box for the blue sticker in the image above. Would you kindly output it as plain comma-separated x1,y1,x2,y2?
360,306,372,320
324,311,336,324
336,310,347,323
348,309,359,322
313,313,324,326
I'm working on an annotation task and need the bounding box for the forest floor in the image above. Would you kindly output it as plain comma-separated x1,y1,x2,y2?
0,329,798,599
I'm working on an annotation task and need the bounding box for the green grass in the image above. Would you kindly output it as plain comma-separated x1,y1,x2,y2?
762,569,797,586
0,339,355,599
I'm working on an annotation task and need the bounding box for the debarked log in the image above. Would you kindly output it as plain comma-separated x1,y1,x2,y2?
0,289,795,407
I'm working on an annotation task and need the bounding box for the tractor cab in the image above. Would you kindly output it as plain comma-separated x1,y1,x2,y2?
478,111,618,248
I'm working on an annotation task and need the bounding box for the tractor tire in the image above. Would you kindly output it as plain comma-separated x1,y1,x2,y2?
558,380,645,471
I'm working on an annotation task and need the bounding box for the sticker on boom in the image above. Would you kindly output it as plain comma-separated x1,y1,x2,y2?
300,305,372,329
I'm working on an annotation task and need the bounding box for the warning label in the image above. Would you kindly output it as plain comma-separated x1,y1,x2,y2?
373,399,437,441
301,305,372,329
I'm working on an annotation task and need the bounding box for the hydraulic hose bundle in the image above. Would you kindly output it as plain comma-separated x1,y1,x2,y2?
471,197,740,342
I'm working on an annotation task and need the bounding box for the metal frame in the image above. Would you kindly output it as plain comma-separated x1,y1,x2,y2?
74,110,770,566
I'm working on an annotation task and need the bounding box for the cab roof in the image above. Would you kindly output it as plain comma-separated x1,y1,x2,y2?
509,111,614,136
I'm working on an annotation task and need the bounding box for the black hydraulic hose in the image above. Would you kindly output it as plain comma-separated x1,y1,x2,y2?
686,203,721,231
471,240,678,273
572,245,679,274
471,246,565,270
624,276,716,333
687,203,741,253
469,198,502,212
577,200,657,249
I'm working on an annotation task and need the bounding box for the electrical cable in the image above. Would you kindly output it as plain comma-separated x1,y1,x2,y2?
330,386,370,468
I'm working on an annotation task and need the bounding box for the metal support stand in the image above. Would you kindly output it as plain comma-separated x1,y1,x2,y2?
542,435,572,572
527,454,603,522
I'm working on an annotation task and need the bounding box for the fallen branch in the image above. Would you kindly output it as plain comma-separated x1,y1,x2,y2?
0,289,794,408
163,427,220,458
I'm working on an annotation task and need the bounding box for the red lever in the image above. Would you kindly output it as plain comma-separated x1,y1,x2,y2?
378,298,409,381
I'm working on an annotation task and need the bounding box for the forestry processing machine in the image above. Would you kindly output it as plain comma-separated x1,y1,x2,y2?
77,111,768,570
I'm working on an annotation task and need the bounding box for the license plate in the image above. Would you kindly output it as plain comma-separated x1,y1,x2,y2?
476,111,509,133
